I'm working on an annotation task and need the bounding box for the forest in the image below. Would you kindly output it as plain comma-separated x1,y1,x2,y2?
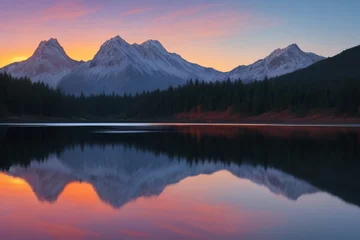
0,71,359,120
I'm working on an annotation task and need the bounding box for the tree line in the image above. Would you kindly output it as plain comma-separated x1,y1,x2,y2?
0,71,359,119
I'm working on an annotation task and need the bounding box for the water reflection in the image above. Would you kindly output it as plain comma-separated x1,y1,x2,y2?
4,148,318,208
1,125,360,239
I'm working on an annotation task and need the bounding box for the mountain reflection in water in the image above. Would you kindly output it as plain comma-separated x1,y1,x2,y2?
0,125,360,240
4,150,318,208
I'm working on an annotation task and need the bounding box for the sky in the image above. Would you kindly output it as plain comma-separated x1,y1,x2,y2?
0,0,360,71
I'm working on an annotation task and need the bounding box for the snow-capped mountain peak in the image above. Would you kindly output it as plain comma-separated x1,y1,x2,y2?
0,38,81,87
89,35,135,68
37,38,57,50
141,40,167,53
32,38,72,63
103,35,130,47
286,43,301,50
38,38,61,47
229,43,325,82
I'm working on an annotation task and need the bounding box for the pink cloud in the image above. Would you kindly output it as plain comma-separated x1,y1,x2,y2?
118,229,152,238
41,0,99,21
157,222,207,240
0,0,99,29
154,4,213,23
0,1,281,71
121,8,153,17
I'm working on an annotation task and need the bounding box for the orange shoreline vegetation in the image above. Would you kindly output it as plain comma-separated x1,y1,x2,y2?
176,109,360,124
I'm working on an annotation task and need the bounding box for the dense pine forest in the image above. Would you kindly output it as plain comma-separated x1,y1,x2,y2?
0,71,359,120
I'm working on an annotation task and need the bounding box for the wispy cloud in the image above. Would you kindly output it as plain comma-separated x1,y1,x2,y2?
121,7,153,17
154,4,212,23
146,5,272,42
119,229,152,238
41,0,100,21
0,1,281,71
0,0,100,28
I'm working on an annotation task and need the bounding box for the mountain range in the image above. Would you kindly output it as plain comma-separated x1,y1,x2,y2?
3,144,318,208
0,36,324,95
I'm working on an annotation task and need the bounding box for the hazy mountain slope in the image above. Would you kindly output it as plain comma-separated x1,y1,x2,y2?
0,38,81,87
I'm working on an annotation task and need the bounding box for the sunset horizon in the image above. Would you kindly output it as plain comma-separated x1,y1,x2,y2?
1,0,359,71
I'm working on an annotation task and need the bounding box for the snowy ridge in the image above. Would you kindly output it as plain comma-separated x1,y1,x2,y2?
4,145,318,208
228,44,325,82
89,36,224,81
0,38,81,87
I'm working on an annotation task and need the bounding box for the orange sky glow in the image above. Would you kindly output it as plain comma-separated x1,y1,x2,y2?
0,0,283,72
1,0,359,71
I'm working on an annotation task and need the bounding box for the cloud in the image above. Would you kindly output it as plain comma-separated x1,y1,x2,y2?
0,0,100,30
144,5,267,42
121,8,153,17
154,4,212,23
0,1,281,71
41,0,100,21
119,229,151,238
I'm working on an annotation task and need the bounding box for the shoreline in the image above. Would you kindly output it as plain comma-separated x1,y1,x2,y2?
1,122,360,129
1,110,360,126
2,120,360,126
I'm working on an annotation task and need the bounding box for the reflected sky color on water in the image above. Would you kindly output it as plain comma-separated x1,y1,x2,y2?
0,125,360,239
2,122,360,128
1,170,360,240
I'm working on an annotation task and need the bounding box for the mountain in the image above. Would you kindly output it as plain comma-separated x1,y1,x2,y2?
1,37,325,94
228,44,325,83
273,45,360,83
3,145,318,208
58,36,225,96
0,38,81,87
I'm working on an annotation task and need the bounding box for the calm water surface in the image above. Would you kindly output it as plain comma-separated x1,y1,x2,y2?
0,124,360,240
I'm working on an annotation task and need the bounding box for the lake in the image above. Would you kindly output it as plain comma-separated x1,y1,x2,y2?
0,123,360,240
